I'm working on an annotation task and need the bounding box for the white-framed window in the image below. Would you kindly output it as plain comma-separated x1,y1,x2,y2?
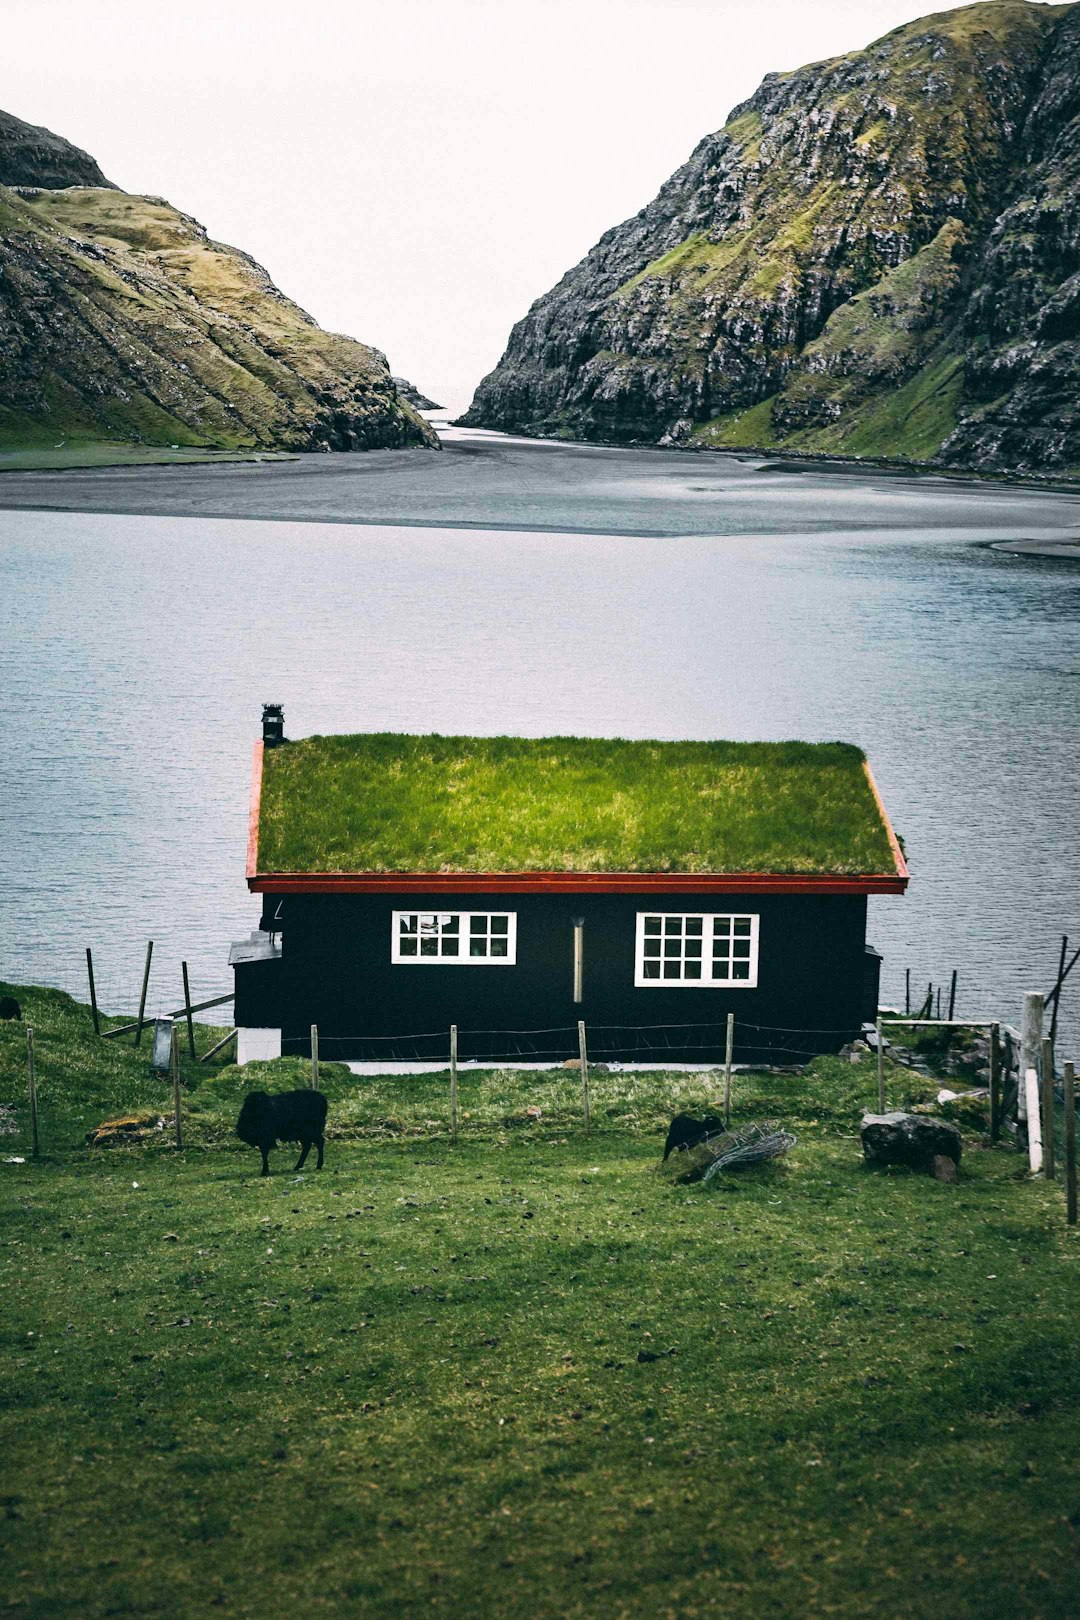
634,912,759,988
391,910,517,965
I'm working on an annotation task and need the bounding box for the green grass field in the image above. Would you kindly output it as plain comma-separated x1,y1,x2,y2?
2,983,1078,1618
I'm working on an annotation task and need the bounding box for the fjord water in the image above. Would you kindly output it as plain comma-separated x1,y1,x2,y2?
1,434,1079,1047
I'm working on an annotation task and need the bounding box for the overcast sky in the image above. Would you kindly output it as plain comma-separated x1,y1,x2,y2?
2,0,1046,412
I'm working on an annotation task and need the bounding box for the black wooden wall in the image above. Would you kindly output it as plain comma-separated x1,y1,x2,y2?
235,890,872,1064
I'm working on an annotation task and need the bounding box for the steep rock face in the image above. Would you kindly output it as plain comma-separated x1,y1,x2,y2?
0,108,116,190
465,2,1078,474
0,119,435,454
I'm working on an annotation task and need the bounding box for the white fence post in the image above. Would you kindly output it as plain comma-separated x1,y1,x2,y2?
450,1025,458,1140
578,1020,590,1133
723,1012,735,1127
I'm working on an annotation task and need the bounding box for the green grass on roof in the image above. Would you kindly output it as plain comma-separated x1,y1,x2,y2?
256,736,898,877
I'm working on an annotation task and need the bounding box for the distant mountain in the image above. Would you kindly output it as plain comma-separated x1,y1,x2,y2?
464,1,1079,476
393,377,444,410
0,109,436,454
0,108,116,190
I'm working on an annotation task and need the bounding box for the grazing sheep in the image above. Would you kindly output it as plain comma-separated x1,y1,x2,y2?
0,996,22,1021
662,1112,726,1161
236,1089,328,1177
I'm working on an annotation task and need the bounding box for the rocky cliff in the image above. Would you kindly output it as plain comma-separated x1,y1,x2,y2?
464,1,1079,476
0,110,435,454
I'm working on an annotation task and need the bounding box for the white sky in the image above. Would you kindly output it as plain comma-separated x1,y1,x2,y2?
2,0,1052,412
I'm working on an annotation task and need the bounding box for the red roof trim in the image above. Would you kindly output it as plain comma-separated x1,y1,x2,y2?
246,740,264,883
863,759,908,882
247,870,907,896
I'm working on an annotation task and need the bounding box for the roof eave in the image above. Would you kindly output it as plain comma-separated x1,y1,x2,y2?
246,870,908,895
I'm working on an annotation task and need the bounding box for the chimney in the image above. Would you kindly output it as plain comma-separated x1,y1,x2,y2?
262,703,285,748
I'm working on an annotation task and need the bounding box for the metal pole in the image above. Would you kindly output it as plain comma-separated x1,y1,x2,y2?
1025,1067,1043,1174
450,1025,458,1139
1020,992,1044,1125
134,940,153,1048
181,961,197,1060
723,1012,735,1128
572,919,584,1005
905,968,910,1015
310,1024,319,1090
86,947,100,1036
947,970,958,1022
1049,934,1069,1048
1064,1061,1076,1226
1041,1036,1055,1180
578,1020,590,1133
170,1025,182,1150
27,1026,39,1159
876,1015,885,1112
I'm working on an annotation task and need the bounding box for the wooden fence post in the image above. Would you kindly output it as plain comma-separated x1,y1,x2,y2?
450,1025,458,1140
199,1028,238,1063
1041,1036,1055,1180
1020,992,1044,1124
310,1025,319,1090
1049,934,1069,1050
1025,1067,1043,1174
876,1015,886,1112
578,1020,590,1133
1064,1061,1076,1226
27,1026,39,1160
181,962,197,1060
947,970,958,1022
723,1011,735,1127
170,1025,182,1149
86,947,100,1036
989,1021,1001,1142
134,940,153,1048
905,968,911,1015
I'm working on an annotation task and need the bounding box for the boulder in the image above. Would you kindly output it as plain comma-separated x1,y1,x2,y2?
860,1111,962,1173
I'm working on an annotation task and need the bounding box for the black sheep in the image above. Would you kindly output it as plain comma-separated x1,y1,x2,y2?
236,1089,328,1177
0,996,22,1021
662,1111,726,1161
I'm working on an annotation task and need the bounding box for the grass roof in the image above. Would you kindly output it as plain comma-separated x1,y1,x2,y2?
255,735,899,877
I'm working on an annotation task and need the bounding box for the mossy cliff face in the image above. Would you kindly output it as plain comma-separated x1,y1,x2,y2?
0,111,435,454
464,1,1078,475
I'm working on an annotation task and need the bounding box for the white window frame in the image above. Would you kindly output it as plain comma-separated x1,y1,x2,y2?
634,911,759,988
391,910,518,966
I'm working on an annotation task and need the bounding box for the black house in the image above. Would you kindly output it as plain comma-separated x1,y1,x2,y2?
231,713,908,1066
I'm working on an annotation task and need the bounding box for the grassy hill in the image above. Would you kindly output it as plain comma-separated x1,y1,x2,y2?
465,2,1080,477
0,111,436,458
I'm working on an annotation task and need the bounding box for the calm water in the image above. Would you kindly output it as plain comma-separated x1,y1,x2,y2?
2,460,1079,1048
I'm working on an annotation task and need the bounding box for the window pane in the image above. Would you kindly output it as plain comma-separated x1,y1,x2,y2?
470,939,488,957
490,916,508,935
470,916,486,935
421,937,438,956
664,917,682,936
419,914,438,934
399,937,417,956
664,939,681,958
734,918,751,936
443,915,459,934
490,938,508,957
733,961,750,980
644,942,661,960
643,960,661,979
684,960,702,979
662,960,681,979
734,941,751,958
400,915,417,935
685,917,703,936
685,938,702,958
442,937,459,956
644,918,661,937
